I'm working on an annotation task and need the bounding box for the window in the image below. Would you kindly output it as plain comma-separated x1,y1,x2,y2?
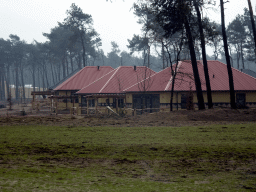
118,98,124,108
81,97,87,107
106,99,110,106
89,99,95,107
181,94,187,109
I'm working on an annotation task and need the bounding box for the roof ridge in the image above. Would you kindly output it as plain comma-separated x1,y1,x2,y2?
122,69,157,92
54,66,112,90
54,67,86,90
212,60,256,80
76,68,115,93
99,67,120,93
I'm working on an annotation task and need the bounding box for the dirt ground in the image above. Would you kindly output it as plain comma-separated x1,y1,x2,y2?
0,103,255,127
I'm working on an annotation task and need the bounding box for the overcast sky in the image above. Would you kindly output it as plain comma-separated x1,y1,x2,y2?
1,0,255,54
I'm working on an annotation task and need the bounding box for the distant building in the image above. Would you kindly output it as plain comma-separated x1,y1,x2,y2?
51,66,114,110
37,61,256,114
76,66,156,113
4,82,44,100
124,60,256,110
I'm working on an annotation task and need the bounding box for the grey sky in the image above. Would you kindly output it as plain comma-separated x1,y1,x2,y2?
1,0,255,54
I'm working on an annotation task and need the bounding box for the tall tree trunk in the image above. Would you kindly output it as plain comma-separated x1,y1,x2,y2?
41,69,45,91
236,46,240,69
20,63,25,101
184,17,205,110
0,67,4,100
1,72,6,100
6,65,10,98
70,54,74,72
101,53,105,66
0,72,2,100
241,42,245,69
80,33,86,67
228,44,233,64
37,68,41,92
214,43,218,60
162,41,165,69
57,63,61,82
78,53,82,69
168,38,184,112
143,49,146,66
62,56,66,78
247,0,256,62
0,67,2,100
170,50,180,112
50,62,56,86
220,0,236,109
147,45,150,68
66,56,69,75
193,0,213,109
15,64,19,100
32,64,36,92
44,64,50,89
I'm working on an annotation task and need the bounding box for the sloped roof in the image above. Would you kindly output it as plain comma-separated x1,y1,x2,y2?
76,66,156,94
49,67,81,90
124,60,256,92
54,66,114,91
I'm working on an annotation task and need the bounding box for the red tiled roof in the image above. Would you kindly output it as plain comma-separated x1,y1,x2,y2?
124,60,256,92
76,66,156,94
54,66,114,91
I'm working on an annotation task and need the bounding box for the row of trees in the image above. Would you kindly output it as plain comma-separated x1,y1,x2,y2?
1,1,256,110
126,0,256,110
129,1,256,69
0,3,166,101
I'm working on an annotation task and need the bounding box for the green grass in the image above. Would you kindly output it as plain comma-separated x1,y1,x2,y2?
0,124,256,191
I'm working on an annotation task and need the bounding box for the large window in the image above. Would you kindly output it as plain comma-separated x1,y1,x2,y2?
81,98,95,107
132,94,160,113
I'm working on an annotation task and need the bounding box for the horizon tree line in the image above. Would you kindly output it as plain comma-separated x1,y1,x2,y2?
1,1,256,110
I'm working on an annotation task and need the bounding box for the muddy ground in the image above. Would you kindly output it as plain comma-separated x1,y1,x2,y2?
0,103,255,127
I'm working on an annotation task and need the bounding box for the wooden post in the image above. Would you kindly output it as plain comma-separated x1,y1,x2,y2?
32,93,35,109
176,92,179,111
78,95,81,115
87,98,89,115
108,97,110,115
50,97,53,112
73,96,75,115
95,97,98,115
55,98,58,115
116,98,119,114
36,103,39,112
124,97,126,115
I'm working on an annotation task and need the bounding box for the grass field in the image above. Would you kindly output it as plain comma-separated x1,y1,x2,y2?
0,123,256,191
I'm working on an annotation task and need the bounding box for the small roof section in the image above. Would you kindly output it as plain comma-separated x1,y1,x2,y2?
54,66,114,91
124,60,256,92
76,66,156,94
49,67,81,90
